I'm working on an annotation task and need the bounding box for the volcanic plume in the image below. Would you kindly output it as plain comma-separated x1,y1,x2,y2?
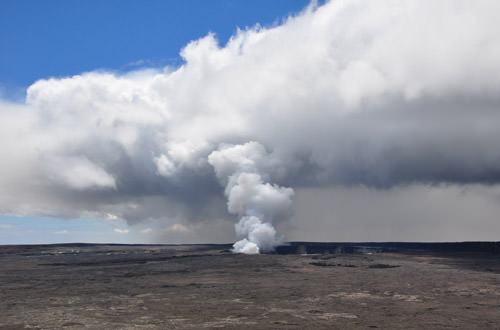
208,142,294,253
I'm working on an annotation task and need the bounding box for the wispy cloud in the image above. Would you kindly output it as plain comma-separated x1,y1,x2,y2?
54,229,69,235
164,224,189,234
140,228,153,235
113,228,129,234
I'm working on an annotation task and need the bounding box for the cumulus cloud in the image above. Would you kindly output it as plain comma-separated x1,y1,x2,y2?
1,0,500,249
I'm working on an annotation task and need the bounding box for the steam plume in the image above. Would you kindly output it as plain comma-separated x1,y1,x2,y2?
208,142,293,253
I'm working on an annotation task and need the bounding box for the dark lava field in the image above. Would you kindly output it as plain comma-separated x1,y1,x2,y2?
1,242,500,329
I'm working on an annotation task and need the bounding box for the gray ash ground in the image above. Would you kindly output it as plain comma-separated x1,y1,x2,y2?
1,242,500,329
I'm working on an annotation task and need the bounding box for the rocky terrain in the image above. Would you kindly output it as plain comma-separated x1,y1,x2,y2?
1,242,500,329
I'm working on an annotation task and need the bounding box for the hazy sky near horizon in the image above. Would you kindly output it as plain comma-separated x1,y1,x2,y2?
1,0,500,246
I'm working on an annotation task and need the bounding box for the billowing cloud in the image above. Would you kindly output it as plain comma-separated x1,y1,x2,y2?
1,0,500,250
209,143,294,252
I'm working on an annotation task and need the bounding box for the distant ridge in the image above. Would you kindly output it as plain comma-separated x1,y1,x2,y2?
275,241,500,254
1,241,500,255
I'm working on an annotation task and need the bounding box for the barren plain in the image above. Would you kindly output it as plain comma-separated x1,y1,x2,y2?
1,242,500,329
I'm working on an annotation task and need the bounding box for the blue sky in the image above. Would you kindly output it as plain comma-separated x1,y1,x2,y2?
0,0,312,98
0,0,311,244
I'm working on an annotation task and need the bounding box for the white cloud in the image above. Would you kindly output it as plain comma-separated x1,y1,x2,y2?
113,228,129,234
54,229,69,235
164,224,189,234
105,213,119,220
0,0,500,242
45,156,116,190
140,227,153,235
